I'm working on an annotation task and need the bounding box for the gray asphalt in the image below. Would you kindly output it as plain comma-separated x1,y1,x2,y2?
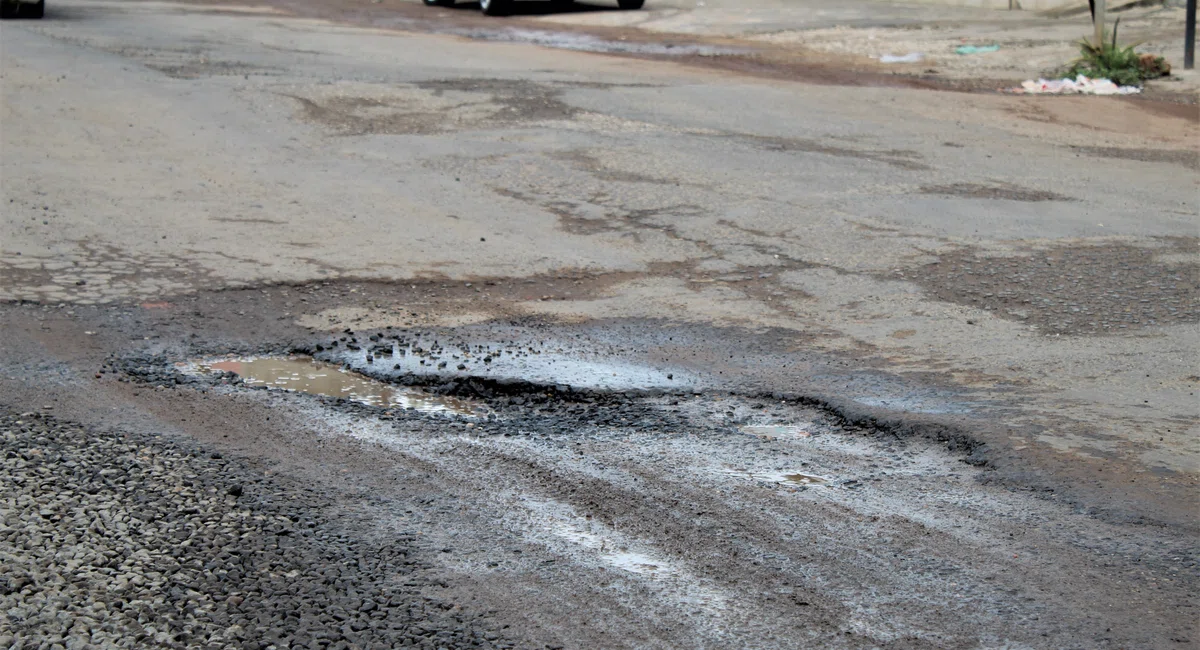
1,0,1197,647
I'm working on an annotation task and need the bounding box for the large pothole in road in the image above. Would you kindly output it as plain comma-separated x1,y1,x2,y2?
15,300,1182,647
105,319,990,509
159,347,901,497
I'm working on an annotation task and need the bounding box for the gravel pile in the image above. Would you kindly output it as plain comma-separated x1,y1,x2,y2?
1,411,508,650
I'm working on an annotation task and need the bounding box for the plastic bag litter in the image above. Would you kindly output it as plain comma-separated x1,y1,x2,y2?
880,53,924,63
1015,75,1141,95
955,44,1000,55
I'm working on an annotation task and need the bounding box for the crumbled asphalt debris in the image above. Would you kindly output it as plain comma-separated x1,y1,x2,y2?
0,411,511,649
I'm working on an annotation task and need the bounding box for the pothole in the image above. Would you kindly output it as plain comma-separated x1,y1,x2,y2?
180,356,482,416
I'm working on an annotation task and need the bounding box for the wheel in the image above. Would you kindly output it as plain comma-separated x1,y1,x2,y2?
617,0,643,7
479,0,508,15
0,1,18,18
21,0,43,17
550,0,573,7
422,0,454,5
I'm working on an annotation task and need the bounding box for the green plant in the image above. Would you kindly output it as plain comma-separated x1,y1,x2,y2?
1067,17,1168,87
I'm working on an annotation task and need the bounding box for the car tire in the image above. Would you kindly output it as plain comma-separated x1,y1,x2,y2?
617,0,643,8
480,0,508,15
0,1,18,18
551,0,573,8
22,0,43,17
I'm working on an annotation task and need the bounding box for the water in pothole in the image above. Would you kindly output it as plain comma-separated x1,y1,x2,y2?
720,467,829,486
740,425,812,439
184,356,480,416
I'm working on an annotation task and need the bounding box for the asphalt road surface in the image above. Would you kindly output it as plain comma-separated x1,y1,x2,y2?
1,1,1197,648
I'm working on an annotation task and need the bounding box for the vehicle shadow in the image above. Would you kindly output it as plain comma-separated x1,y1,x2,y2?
3,3,139,21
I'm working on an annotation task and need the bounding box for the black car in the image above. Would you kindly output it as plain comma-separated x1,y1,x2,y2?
0,0,44,18
424,0,644,17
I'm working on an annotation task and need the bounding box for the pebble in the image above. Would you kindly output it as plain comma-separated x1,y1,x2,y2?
0,411,506,648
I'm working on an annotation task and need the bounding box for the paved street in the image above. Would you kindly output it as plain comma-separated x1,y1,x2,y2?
1,0,1197,647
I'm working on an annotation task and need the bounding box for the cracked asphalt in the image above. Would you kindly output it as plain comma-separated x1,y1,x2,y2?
1,0,1197,647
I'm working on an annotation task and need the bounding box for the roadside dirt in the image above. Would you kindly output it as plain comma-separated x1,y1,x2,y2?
166,0,1200,104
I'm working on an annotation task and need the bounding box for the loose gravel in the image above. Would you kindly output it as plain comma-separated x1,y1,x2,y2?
0,411,508,650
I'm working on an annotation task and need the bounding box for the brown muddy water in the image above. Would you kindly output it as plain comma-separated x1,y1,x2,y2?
183,356,480,416
740,424,812,439
720,466,829,486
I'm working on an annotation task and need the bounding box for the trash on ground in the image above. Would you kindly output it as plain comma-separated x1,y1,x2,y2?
880,53,924,64
955,45,1000,55
1013,75,1141,95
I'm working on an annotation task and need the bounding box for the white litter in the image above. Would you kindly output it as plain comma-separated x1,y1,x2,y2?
879,52,924,64
1016,75,1141,95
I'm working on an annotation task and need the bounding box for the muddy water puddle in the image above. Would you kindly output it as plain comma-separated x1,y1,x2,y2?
740,424,812,439
720,467,828,487
184,356,480,416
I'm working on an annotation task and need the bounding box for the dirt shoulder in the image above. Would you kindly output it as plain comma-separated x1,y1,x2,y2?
539,0,1200,97
173,0,1200,100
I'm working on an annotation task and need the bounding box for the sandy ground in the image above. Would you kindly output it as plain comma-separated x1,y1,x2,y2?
533,0,1200,93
